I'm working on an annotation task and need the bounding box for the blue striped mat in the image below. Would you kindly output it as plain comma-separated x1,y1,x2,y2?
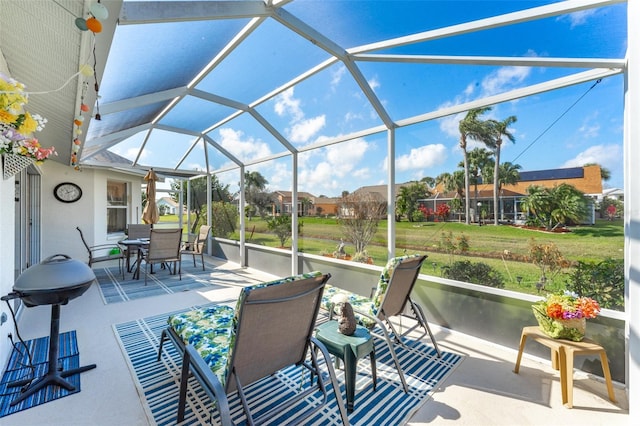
94,265,263,304
0,331,80,418
114,308,463,425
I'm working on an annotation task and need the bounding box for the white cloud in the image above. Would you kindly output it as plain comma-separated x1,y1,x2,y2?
265,162,290,190
344,111,363,123
288,115,326,143
481,66,531,97
439,113,464,139
368,76,380,92
561,144,622,170
578,113,601,139
558,10,597,29
274,87,303,121
218,128,272,161
464,82,476,97
298,138,369,191
186,162,205,171
395,144,448,172
331,65,346,89
127,147,145,160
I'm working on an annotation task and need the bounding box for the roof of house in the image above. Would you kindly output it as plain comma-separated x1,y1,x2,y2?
157,197,178,207
518,167,584,182
272,191,317,199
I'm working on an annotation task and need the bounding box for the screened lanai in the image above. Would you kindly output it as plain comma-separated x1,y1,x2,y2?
79,0,629,259
1,0,639,421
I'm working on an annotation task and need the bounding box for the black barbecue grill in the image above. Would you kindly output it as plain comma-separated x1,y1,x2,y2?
1,254,97,406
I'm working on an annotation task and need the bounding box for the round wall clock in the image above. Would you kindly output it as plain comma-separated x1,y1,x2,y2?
53,182,83,203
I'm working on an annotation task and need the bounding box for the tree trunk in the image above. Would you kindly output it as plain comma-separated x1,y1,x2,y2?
463,148,470,225
493,143,501,226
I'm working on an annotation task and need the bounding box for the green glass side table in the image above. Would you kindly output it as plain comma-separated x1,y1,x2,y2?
315,320,377,411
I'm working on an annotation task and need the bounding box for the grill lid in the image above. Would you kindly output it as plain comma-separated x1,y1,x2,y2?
14,254,96,293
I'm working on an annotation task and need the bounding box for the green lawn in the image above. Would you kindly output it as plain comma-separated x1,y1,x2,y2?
158,214,622,296
234,217,624,296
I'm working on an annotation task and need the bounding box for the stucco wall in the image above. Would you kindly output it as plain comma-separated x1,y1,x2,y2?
41,161,144,261
0,154,144,368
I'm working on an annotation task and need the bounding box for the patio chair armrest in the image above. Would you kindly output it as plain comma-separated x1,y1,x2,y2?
88,243,123,253
182,344,232,426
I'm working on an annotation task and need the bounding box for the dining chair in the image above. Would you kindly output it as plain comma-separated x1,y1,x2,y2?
124,224,152,271
321,253,440,392
180,225,211,270
140,228,182,285
76,226,125,279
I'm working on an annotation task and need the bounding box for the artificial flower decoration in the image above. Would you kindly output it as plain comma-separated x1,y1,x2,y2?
532,291,600,341
0,73,56,163
537,291,601,320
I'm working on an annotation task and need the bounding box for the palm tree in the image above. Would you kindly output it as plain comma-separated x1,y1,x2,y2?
497,161,521,220
460,147,494,223
437,171,466,222
436,171,466,198
396,182,430,222
520,183,588,230
458,107,493,224
243,171,269,219
488,116,517,225
420,176,436,190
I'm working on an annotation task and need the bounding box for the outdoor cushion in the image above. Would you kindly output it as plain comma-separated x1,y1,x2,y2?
168,270,324,386
168,305,236,384
322,254,425,328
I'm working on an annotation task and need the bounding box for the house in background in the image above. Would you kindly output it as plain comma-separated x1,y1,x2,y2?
271,191,317,216
157,197,179,215
422,164,605,223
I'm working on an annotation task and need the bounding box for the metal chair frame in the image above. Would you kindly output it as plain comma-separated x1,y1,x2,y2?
75,226,124,279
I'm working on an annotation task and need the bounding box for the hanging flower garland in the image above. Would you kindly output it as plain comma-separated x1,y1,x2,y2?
71,0,109,169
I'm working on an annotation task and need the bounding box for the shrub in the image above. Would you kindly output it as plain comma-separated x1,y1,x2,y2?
210,201,238,238
565,258,624,311
267,215,302,247
441,260,505,288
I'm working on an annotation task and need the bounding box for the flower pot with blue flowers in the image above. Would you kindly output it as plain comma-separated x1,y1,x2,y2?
531,291,601,342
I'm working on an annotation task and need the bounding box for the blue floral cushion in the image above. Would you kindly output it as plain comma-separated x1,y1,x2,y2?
322,254,424,328
168,271,324,386
168,305,235,384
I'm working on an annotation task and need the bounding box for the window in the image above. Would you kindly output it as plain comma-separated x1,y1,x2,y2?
107,181,127,234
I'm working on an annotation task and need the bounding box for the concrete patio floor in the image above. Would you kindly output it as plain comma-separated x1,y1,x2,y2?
1,258,629,426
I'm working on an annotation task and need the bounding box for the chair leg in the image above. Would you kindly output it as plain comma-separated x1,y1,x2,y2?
177,348,192,423
360,311,409,393
310,337,350,426
200,253,205,271
157,329,167,361
409,299,441,358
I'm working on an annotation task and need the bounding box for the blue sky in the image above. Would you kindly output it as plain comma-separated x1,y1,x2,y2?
105,1,627,196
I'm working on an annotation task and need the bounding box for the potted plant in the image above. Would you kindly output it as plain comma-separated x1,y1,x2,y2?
532,291,600,341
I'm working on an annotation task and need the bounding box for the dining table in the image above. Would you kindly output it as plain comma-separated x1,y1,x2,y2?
118,238,150,280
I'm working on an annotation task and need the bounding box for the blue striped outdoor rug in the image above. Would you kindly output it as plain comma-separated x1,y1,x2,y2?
0,331,80,418
94,264,263,304
114,308,463,425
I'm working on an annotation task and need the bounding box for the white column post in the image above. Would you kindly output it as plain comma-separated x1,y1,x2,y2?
625,0,639,415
